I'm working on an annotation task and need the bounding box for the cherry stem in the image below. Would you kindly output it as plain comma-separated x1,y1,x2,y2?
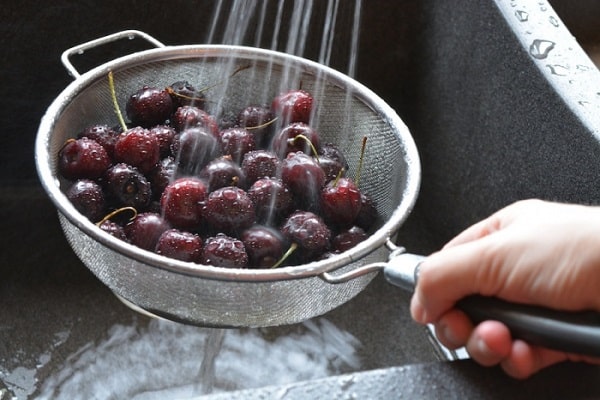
332,168,345,187
197,64,252,94
291,134,320,162
245,117,278,131
96,206,138,227
108,70,128,132
271,242,298,269
355,136,367,187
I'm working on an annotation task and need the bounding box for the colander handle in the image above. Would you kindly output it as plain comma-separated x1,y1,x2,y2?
60,29,165,79
385,253,600,358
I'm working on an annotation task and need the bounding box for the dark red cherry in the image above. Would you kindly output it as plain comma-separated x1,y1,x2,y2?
125,212,171,251
171,127,220,175
203,186,255,235
98,220,128,241
171,105,219,136
241,149,280,184
148,156,177,199
280,152,325,211
202,233,248,268
199,156,247,192
271,89,314,124
114,126,161,174
320,177,362,228
355,192,379,231
149,125,177,158
331,226,368,253
126,86,174,128
218,127,256,164
77,124,119,158
155,229,203,263
65,179,106,222
103,163,152,210
270,122,320,158
241,225,286,268
247,177,293,225
237,105,275,147
160,177,208,230
281,210,331,255
58,137,112,180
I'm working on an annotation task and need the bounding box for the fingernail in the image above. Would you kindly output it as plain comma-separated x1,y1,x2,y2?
474,336,493,357
410,296,428,323
438,322,461,348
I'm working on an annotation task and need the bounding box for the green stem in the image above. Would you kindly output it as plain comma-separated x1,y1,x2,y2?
108,70,128,132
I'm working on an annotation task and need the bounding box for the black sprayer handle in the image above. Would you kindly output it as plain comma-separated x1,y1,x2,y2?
384,253,600,357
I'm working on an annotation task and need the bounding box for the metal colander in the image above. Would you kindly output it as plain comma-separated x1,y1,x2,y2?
35,31,421,328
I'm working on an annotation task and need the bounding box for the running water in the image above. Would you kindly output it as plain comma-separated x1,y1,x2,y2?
33,318,361,399
181,0,365,395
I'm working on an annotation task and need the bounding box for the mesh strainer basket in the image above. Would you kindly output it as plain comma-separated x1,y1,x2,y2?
35,31,421,328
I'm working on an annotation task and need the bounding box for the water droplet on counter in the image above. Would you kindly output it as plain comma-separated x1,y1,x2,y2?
576,64,591,72
515,10,529,22
530,39,555,59
546,64,568,76
549,16,559,27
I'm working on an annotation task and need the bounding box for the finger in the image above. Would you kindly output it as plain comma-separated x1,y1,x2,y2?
464,320,512,367
432,308,474,349
442,213,503,249
412,236,503,323
500,340,568,379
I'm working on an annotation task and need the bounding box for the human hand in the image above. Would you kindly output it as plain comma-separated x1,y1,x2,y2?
410,199,600,378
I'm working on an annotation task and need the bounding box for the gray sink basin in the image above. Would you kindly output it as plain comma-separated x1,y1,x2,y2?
2,0,600,398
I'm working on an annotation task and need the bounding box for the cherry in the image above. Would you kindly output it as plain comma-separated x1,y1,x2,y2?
125,212,171,251
237,105,275,147
203,186,255,235
280,210,331,256
199,156,247,192
171,127,220,175
241,225,286,268
202,233,248,268
241,149,280,184
171,105,219,136
58,137,112,180
103,163,152,210
149,124,177,158
319,155,346,183
126,85,174,128
271,89,314,124
167,80,206,109
218,127,256,164
77,124,119,158
355,192,379,231
331,226,367,253
319,143,349,171
113,126,161,174
320,177,362,228
65,179,106,222
98,220,128,241
247,177,293,225
155,228,203,263
148,156,177,199
281,151,325,211
160,177,208,230
270,122,320,158
319,143,349,182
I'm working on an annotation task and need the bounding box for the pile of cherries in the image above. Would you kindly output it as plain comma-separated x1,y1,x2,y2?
57,78,380,269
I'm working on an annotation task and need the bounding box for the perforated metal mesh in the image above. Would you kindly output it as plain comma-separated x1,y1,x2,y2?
37,45,420,327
